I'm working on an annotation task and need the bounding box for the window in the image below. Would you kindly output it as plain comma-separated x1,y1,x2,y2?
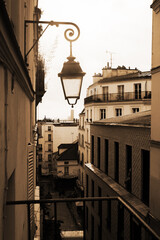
48,144,52,151
103,86,109,101
132,108,139,113
82,135,84,147
141,150,150,206
118,204,124,240
98,186,102,216
97,137,101,169
91,180,94,207
91,135,94,164
100,109,106,119
90,109,92,122
86,110,89,122
91,215,94,240
117,85,124,100
48,134,51,141
106,200,111,232
38,144,42,150
64,166,69,175
134,83,141,99
98,224,102,240
86,206,88,230
125,145,132,192
64,161,69,164
48,164,52,171
87,129,89,143
81,153,84,166
115,108,122,116
105,139,109,175
130,217,141,240
79,133,81,145
48,126,51,131
86,174,89,197
114,142,119,182
38,154,42,162
48,154,52,162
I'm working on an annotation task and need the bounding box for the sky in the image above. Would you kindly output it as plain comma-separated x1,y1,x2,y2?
37,0,152,120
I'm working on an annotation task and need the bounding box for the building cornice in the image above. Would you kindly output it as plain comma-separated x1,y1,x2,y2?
0,1,35,101
151,65,160,74
151,0,160,13
92,122,151,129
99,74,151,85
85,163,149,217
150,140,160,148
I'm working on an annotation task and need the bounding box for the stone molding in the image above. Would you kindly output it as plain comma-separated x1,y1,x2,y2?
151,0,160,13
0,32,35,101
150,140,160,148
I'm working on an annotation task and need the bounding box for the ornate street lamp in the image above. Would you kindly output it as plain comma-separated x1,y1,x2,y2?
24,20,85,107
58,27,85,107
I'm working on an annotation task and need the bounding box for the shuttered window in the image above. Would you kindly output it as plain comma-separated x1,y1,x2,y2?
27,144,34,238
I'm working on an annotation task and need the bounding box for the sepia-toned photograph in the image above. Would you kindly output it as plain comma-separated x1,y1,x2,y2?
0,0,160,239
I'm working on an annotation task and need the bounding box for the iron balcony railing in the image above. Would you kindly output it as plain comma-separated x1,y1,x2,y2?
7,196,160,240
84,91,151,104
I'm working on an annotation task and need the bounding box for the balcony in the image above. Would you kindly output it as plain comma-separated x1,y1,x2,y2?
7,196,160,240
84,91,151,105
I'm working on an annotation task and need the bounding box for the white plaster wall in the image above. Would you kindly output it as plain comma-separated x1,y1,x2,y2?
86,102,151,122
88,78,151,96
57,160,79,176
53,125,78,152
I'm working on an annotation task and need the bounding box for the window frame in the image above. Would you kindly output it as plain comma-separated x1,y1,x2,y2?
100,109,106,120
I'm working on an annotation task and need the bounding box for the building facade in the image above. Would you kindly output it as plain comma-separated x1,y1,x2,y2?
78,109,86,192
56,142,79,178
0,1,44,239
150,0,160,222
37,120,78,175
84,111,160,240
78,66,151,192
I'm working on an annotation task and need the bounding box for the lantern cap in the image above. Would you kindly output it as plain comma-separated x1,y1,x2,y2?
58,56,85,78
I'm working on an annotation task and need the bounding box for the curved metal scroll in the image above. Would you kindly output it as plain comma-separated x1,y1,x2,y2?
49,21,80,43
50,21,80,57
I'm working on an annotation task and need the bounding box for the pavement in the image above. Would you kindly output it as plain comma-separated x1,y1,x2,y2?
57,202,81,231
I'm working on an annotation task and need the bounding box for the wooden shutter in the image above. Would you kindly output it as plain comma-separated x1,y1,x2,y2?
27,144,35,238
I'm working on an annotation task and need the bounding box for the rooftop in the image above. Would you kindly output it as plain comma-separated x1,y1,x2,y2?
98,70,151,84
57,142,78,161
93,110,151,128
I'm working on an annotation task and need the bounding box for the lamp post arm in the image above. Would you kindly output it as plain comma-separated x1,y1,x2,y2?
24,20,80,63
25,23,50,60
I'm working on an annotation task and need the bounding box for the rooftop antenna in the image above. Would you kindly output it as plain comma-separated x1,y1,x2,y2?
106,50,116,68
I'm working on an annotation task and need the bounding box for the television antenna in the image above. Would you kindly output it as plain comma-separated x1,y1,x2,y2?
106,50,116,68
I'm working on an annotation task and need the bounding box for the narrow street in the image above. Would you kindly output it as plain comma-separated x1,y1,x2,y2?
57,202,81,231
41,177,83,239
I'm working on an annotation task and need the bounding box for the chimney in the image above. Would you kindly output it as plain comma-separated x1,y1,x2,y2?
71,109,74,121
